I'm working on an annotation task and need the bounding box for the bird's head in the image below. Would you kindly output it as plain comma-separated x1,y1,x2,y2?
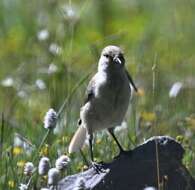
98,45,137,92
98,45,125,72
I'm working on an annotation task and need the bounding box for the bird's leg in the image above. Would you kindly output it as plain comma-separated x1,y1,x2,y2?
108,128,125,153
89,133,94,162
88,133,104,173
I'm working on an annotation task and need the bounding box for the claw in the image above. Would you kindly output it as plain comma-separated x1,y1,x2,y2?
90,162,106,174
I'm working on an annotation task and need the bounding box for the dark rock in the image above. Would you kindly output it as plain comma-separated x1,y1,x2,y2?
57,136,195,190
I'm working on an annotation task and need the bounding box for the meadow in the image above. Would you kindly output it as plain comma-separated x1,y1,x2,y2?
0,0,195,189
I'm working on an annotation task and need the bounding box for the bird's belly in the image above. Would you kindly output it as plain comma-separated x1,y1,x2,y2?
81,82,130,132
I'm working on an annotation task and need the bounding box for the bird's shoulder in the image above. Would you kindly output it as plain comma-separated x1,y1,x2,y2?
83,73,98,104
83,71,107,104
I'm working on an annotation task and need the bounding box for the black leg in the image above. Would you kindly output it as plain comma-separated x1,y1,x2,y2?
89,134,94,162
108,128,124,152
88,133,105,173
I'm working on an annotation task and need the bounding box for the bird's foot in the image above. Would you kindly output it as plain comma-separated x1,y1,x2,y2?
120,149,131,155
90,162,106,174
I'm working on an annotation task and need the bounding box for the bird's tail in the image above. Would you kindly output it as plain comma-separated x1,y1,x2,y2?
68,126,87,154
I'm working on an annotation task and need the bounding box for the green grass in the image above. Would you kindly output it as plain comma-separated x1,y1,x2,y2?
0,0,195,189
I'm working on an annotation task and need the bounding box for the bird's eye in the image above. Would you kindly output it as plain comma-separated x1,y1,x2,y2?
104,54,109,58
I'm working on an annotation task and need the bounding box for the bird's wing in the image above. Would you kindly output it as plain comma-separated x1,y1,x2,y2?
77,77,96,126
83,76,96,104
125,69,137,92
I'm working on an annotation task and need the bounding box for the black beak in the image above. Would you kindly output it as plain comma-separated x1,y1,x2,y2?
113,56,122,65
126,70,138,92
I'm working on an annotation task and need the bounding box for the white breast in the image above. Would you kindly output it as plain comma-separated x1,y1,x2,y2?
80,69,131,132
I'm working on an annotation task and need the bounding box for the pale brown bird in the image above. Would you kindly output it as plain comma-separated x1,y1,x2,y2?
69,45,137,164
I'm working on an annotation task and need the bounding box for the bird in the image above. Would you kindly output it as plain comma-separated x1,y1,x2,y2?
68,45,137,165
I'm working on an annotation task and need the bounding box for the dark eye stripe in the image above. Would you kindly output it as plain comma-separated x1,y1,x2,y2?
103,54,109,58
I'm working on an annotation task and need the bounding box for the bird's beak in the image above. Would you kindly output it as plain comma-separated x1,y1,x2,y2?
113,56,122,65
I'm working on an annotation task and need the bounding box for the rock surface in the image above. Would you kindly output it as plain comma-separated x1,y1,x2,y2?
57,136,195,190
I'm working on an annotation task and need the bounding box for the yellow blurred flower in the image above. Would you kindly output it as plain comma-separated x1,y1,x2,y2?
185,117,195,129
176,135,184,143
96,139,101,144
82,165,88,172
136,88,145,97
57,136,68,145
42,175,48,181
141,112,156,122
8,180,15,188
17,160,25,168
39,144,49,156
62,136,69,143
76,162,83,171
13,146,23,156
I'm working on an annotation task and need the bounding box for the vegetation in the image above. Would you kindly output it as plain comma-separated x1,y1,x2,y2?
0,0,195,189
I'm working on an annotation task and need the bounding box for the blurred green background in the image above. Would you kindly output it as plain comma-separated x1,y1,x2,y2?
1,0,195,188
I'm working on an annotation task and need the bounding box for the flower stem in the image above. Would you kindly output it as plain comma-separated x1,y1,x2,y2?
33,129,51,163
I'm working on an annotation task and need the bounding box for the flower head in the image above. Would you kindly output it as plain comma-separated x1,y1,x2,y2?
13,146,23,156
19,183,28,190
44,108,57,129
37,29,49,41
8,180,15,188
114,121,128,134
48,63,58,74
38,157,50,175
24,162,34,176
62,4,79,23
55,155,71,170
169,82,183,98
36,79,46,90
48,168,60,186
1,77,14,87
39,144,49,156
49,43,62,55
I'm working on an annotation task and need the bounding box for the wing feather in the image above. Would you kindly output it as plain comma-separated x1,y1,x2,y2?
83,77,96,104
125,70,137,92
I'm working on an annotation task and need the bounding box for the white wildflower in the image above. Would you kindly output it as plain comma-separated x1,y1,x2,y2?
24,162,34,175
41,188,50,190
35,79,46,90
48,168,60,186
19,183,28,190
49,43,62,55
38,157,50,175
44,108,57,129
23,143,34,156
14,133,24,147
114,121,128,134
37,29,49,41
48,63,58,74
66,7,75,18
14,133,34,156
17,90,27,98
1,77,14,87
185,129,193,138
55,155,71,170
169,82,183,98
62,5,78,22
